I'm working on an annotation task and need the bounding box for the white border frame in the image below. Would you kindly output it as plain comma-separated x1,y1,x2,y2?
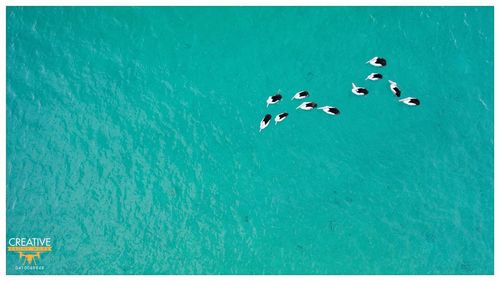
0,1,497,280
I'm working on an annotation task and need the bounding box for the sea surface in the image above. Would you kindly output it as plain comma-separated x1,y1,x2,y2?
6,7,494,274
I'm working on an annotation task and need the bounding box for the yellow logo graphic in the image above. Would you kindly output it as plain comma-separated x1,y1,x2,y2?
8,238,52,271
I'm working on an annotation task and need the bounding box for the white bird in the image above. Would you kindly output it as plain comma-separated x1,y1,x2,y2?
318,106,340,115
260,114,272,132
351,83,369,96
366,57,387,67
388,80,401,97
399,97,420,106
266,94,282,107
274,112,289,124
365,73,383,81
296,102,317,110
291,90,309,100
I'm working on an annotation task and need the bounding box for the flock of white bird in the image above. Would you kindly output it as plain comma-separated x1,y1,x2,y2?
259,56,420,132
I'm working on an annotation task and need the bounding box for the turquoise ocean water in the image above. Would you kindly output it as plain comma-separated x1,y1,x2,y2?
7,7,493,274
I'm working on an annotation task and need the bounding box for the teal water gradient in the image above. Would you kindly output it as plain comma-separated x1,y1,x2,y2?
7,7,493,274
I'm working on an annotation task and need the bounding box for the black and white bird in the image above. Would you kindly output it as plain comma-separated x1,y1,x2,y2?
274,112,288,124
291,90,309,100
399,97,420,106
365,73,383,81
366,57,387,67
388,80,401,97
351,83,369,96
260,114,272,132
296,102,317,110
266,94,282,107
318,106,340,115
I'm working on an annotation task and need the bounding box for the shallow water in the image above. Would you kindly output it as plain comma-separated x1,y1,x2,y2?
7,7,493,274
